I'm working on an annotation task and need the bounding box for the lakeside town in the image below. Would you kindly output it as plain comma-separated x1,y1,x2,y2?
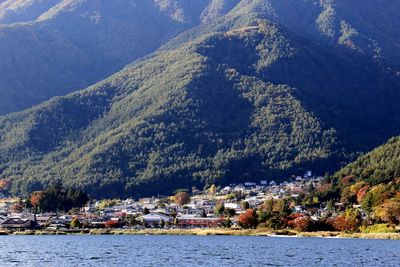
0,171,399,235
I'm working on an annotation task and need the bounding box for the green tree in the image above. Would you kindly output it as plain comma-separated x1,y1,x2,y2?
215,203,225,216
70,217,82,229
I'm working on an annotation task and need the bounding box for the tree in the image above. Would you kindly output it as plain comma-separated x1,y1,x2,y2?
215,203,225,216
241,201,250,210
238,209,258,229
174,192,190,206
288,215,313,232
222,218,233,228
30,191,44,215
224,208,236,217
331,208,362,232
160,219,166,228
0,179,12,195
11,202,24,213
201,209,207,218
373,198,400,224
209,184,217,195
70,217,82,229
143,207,150,215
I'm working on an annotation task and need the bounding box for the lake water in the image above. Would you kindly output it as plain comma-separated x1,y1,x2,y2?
0,235,399,266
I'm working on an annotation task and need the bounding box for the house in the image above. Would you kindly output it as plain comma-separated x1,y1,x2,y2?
220,186,232,194
224,203,240,210
177,215,225,228
140,213,173,225
244,182,256,187
0,218,38,230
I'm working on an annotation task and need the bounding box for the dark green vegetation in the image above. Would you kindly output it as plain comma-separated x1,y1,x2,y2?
1,0,400,115
0,0,63,24
0,0,234,114
337,136,400,186
0,1,399,198
300,137,400,228
29,183,89,213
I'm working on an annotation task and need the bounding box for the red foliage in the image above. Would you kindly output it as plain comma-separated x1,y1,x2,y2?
238,209,258,229
105,220,120,228
288,215,313,231
330,215,359,232
356,185,370,203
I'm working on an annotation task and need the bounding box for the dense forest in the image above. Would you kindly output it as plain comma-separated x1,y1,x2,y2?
0,0,399,198
302,137,400,227
0,0,234,114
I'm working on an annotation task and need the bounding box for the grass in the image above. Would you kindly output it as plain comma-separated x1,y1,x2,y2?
0,228,399,239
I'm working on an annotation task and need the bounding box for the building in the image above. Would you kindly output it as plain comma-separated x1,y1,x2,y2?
140,213,173,225
177,215,225,228
0,218,38,230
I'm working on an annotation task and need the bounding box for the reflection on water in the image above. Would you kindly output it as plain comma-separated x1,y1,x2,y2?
0,235,399,266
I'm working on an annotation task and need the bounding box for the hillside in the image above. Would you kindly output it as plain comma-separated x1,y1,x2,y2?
1,14,400,198
336,137,400,186
169,0,400,69
1,0,400,115
325,137,400,224
0,0,63,24
0,0,233,114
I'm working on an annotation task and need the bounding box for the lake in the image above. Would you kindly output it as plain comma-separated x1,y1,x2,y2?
0,235,399,266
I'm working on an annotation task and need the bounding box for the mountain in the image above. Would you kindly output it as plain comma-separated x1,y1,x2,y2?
1,8,400,198
1,0,400,115
231,0,400,68
331,137,400,224
0,0,63,24
0,0,236,114
336,136,400,186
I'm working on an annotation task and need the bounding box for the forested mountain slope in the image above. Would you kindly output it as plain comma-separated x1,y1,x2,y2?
0,0,63,24
0,0,236,114
169,0,400,69
336,137,400,186
1,14,399,198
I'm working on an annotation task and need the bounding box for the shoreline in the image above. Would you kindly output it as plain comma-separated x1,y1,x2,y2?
1,228,399,240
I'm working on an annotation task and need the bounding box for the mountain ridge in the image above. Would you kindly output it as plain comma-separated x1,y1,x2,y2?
1,14,399,198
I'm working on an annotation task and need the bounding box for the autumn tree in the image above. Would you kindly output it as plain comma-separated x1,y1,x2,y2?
331,208,362,232
238,209,258,229
174,192,190,206
0,179,12,195
288,215,313,232
373,198,400,224
30,191,44,214
209,184,217,195
11,202,24,213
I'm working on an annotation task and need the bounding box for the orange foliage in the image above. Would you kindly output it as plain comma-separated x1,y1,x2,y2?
0,179,12,191
238,209,258,229
288,215,313,231
30,191,44,207
356,185,370,203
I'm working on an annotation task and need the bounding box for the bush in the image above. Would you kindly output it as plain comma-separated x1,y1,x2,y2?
360,224,398,234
